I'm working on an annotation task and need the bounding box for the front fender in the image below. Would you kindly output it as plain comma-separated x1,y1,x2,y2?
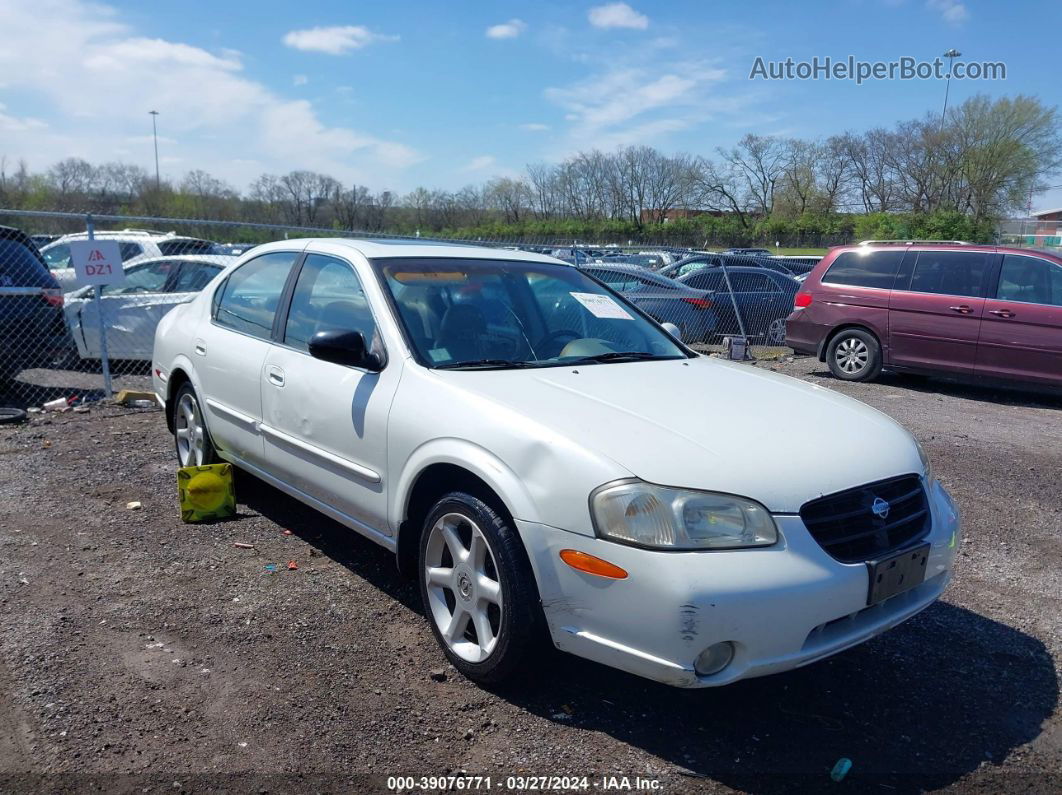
390,438,538,532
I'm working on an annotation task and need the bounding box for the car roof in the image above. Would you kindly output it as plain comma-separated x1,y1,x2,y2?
132,254,237,266
679,265,793,279
290,237,570,265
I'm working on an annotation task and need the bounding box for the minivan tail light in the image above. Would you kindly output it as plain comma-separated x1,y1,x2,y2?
42,289,64,308
794,292,812,309
682,297,713,310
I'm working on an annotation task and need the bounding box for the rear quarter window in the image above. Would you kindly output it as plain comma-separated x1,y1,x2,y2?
822,250,905,288
0,238,55,288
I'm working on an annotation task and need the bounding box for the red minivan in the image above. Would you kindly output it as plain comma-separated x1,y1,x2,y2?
785,241,1062,389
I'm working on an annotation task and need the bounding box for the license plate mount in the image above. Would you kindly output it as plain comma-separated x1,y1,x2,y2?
866,544,930,605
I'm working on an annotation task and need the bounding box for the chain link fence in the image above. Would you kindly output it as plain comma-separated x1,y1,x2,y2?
0,209,819,409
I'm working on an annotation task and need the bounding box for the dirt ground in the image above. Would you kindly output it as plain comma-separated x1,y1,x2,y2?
0,357,1059,793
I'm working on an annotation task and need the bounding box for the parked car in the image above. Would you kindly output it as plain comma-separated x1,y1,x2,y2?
211,243,258,257
770,255,822,275
786,241,1062,388
658,254,723,279
579,263,717,342
679,266,801,344
64,255,232,361
0,226,70,390
40,230,217,292
153,239,959,688
29,234,60,249
663,254,796,280
721,247,772,256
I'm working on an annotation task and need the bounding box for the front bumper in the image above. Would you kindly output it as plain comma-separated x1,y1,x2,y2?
520,479,959,688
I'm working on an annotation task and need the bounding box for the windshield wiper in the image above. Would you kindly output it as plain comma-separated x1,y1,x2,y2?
435,358,533,370
568,351,672,364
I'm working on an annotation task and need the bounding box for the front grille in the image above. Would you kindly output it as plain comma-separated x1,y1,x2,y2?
800,474,930,563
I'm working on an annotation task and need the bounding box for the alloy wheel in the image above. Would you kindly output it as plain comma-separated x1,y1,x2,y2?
423,512,504,663
766,318,786,345
835,337,869,374
175,392,206,467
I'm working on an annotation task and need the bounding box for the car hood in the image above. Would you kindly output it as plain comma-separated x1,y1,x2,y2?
442,356,922,514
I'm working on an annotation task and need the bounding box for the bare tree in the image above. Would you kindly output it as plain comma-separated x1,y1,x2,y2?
718,134,788,216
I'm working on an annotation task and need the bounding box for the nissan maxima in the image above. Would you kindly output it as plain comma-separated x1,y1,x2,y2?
152,239,960,687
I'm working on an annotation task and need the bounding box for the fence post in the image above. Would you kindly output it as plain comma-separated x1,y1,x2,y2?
86,214,113,398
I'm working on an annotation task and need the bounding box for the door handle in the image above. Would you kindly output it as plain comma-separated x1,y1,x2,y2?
194,339,206,355
989,309,1016,318
266,365,285,387
948,305,973,314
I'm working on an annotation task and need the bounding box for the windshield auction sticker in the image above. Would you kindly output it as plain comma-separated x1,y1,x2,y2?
570,292,633,320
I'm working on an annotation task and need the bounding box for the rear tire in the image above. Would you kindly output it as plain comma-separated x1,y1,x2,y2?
826,328,882,382
418,491,542,684
172,382,219,467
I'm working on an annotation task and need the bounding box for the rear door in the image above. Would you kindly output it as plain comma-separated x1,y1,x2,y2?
888,250,991,374
975,253,1062,386
198,250,302,467
726,271,781,336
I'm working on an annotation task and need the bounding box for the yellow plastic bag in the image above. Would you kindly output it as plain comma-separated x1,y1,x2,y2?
177,463,236,522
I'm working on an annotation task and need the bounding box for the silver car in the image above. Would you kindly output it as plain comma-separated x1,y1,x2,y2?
64,255,232,361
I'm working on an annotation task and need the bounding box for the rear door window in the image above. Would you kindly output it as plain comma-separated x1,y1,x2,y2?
997,254,1062,307
0,238,54,287
101,260,175,295
171,262,223,292
729,273,774,292
822,250,905,288
683,271,726,291
214,252,298,340
119,242,144,261
908,251,989,298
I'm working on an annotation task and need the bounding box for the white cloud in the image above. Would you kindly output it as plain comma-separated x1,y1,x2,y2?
926,0,968,24
463,155,496,171
0,0,421,189
0,103,48,132
282,25,398,55
486,19,527,39
292,74,308,86
519,123,550,132
544,60,728,149
588,3,649,30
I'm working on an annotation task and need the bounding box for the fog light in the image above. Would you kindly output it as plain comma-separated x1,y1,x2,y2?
694,641,734,676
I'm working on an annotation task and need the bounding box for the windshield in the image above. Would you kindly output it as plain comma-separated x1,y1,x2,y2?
376,257,688,369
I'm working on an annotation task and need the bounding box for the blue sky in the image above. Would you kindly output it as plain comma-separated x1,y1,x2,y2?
1,0,1060,211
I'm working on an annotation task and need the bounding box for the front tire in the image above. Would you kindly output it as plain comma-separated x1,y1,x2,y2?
826,328,882,382
172,382,219,467
418,492,542,684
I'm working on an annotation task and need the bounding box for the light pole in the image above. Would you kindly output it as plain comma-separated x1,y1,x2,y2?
940,49,961,128
148,110,160,190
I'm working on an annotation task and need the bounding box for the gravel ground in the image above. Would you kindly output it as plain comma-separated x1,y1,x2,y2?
0,357,1059,793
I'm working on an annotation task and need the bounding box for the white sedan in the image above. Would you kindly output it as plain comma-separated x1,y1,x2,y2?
152,239,960,687
66,255,231,361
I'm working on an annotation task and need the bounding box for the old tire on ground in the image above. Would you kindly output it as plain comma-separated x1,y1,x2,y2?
0,407,27,425
172,382,219,467
418,491,543,684
826,328,882,382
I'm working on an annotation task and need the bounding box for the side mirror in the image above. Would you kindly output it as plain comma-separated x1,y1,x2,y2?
308,329,384,372
660,321,683,342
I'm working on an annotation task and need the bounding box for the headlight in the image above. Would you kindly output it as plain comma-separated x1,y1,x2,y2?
590,480,778,550
916,440,934,484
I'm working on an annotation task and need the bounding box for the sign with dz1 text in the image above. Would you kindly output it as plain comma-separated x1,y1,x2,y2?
69,239,126,287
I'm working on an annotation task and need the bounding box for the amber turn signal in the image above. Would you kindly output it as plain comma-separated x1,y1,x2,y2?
559,549,628,579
